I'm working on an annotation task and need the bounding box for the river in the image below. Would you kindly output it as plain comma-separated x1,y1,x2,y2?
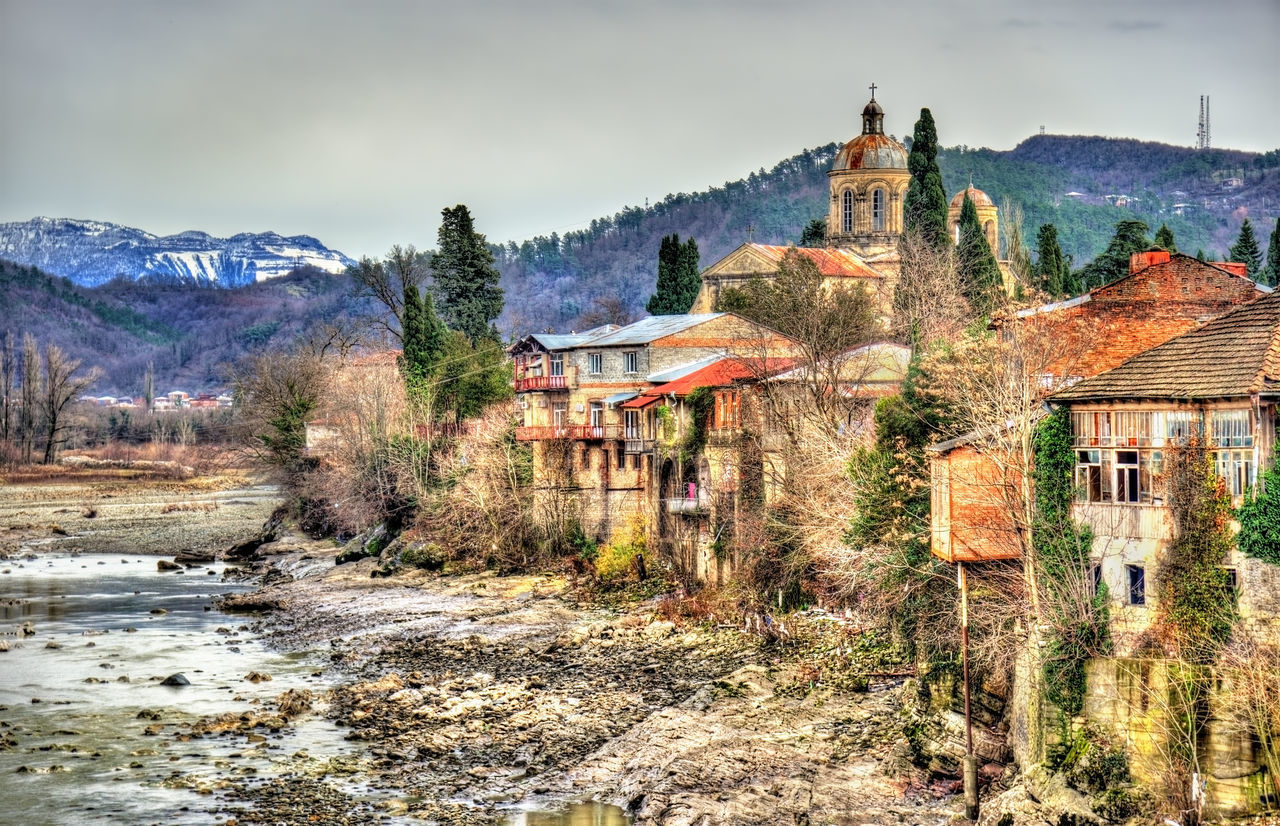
0,552,354,825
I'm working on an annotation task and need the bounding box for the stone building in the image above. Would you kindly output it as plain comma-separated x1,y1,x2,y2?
691,91,1012,320
509,313,798,551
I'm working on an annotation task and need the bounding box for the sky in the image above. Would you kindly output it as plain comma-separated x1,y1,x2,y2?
2,0,1277,260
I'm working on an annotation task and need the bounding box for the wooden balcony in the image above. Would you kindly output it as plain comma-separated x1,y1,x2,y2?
515,424,622,441
514,374,568,393
1072,502,1172,541
624,437,655,455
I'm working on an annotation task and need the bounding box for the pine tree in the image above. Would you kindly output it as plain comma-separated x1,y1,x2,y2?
1260,217,1280,288
646,234,701,315
902,108,949,248
401,283,447,392
431,205,504,343
1035,223,1068,296
1228,218,1263,279
1077,219,1150,289
799,218,826,248
956,194,1003,313
1154,223,1177,252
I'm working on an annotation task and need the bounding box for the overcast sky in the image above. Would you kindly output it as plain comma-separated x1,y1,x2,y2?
2,0,1277,260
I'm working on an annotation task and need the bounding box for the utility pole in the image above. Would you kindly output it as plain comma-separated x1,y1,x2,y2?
959,561,980,820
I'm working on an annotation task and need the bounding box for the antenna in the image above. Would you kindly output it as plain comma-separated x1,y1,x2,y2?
1039,125,1045,136
1197,95,1212,150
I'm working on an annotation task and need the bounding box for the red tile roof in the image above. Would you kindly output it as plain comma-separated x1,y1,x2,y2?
621,357,793,408
744,244,882,279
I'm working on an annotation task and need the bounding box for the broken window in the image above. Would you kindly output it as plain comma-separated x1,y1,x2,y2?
1127,565,1146,606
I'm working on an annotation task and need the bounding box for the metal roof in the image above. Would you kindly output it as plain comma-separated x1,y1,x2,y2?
585,314,725,347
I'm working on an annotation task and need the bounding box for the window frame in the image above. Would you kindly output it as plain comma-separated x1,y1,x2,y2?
587,352,603,375
841,189,853,233
871,187,885,231
623,351,638,374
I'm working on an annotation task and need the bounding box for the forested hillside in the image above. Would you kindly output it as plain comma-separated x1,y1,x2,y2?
0,260,371,396
495,134,1279,333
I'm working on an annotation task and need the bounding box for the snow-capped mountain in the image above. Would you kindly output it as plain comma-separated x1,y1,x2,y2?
0,217,356,287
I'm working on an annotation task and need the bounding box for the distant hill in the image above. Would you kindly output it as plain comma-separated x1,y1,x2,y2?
0,217,356,287
495,134,1280,334
0,259,373,396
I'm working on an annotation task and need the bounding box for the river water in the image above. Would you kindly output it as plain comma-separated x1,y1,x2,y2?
0,552,352,825
1,553,633,825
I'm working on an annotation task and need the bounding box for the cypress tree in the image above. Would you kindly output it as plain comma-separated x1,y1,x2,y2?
431,205,503,343
646,234,701,315
1154,223,1177,252
903,108,948,248
799,218,826,248
1260,217,1280,288
400,284,447,394
956,194,1003,313
1228,218,1263,279
1035,223,1068,296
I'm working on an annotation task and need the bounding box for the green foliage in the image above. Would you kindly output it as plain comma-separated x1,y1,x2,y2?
645,234,701,315
903,108,949,248
677,386,713,465
1076,219,1151,290
401,542,446,571
1154,222,1177,252
1158,441,1236,660
1229,217,1263,278
1034,408,1109,716
1237,464,1280,564
593,516,647,585
401,287,448,391
431,204,504,342
956,194,1004,313
1035,223,1071,296
1261,217,1280,288
798,218,826,248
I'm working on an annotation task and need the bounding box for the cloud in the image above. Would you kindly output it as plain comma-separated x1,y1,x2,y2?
1107,19,1164,32
1002,17,1042,28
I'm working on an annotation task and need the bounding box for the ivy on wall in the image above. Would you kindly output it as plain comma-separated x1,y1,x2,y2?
1237,464,1280,565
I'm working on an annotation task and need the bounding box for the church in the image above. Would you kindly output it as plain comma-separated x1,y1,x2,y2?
690,90,1001,316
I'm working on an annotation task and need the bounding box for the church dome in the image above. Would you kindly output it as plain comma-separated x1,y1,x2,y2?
950,185,995,209
832,133,908,171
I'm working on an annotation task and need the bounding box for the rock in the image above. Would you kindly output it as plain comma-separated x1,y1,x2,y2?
0,640,9,652
149,608,168,615
160,673,191,687
245,671,272,683
174,549,214,565
18,621,35,637
156,560,181,572
44,641,61,650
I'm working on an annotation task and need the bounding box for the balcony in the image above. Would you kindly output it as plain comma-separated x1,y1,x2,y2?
515,424,622,441
624,437,655,455
514,374,568,393
665,496,709,515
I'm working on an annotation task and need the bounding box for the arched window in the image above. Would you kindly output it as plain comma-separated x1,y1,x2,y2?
841,190,853,233
872,188,885,231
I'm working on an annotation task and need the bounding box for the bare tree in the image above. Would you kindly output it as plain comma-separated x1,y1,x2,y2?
40,343,102,463
349,245,431,342
19,333,40,464
1,331,14,446
891,228,971,348
232,348,330,481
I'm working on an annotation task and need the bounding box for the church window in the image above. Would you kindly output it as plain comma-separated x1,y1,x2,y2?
872,188,886,231
841,190,853,233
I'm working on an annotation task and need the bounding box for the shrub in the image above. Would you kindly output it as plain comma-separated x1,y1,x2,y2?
594,515,646,585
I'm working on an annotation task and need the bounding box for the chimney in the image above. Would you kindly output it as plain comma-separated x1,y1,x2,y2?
1129,249,1171,274
1217,262,1248,278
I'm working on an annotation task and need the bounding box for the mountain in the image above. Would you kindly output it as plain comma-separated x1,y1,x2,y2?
0,217,356,287
0,258,375,396
494,135,1280,334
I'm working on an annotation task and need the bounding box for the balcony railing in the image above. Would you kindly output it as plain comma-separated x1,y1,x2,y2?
665,497,709,515
515,424,622,441
514,374,568,393
624,437,655,455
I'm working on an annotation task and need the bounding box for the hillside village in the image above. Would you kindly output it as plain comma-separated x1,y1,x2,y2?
285,93,1280,824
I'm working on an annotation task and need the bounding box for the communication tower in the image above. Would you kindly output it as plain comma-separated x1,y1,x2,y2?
1197,95,1212,150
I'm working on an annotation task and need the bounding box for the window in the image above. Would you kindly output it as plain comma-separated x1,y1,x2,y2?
624,409,641,440
842,190,853,233
632,453,641,470
1127,565,1146,606
581,447,591,469
872,188,885,231
1211,410,1252,447
1223,568,1238,592
550,354,564,377
1076,449,1107,502
1115,450,1140,503
624,351,638,374
552,402,567,429
589,402,603,428
1214,449,1253,496
1090,562,1103,597
588,352,602,375
615,448,625,470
